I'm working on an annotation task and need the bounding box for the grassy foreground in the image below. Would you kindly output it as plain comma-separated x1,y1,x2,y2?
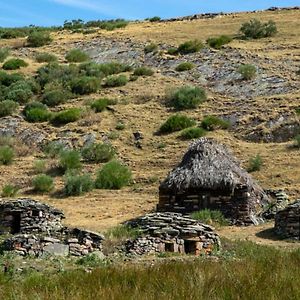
0,240,299,300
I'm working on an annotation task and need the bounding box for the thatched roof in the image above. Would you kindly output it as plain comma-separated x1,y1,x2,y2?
160,138,263,194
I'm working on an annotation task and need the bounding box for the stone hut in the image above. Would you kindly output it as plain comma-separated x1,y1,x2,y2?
274,200,300,240
125,212,220,256
158,138,269,225
0,198,64,235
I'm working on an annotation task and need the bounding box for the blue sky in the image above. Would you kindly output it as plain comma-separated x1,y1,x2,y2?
0,0,299,27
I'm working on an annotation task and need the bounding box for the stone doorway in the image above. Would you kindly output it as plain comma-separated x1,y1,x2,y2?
11,212,21,234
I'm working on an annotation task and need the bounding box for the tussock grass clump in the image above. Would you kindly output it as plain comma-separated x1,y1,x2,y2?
160,114,196,134
51,108,82,126
2,58,28,70
0,47,10,62
35,52,57,63
1,184,19,197
82,143,115,163
42,89,70,107
71,76,99,94
207,35,232,49
33,160,47,174
247,154,263,172
175,62,195,72
167,47,178,55
240,19,277,39
24,107,51,123
64,173,94,196
191,209,229,226
177,39,204,54
106,225,140,240
238,64,257,80
65,49,90,63
0,146,14,165
104,74,128,87
90,98,116,112
180,127,207,140
95,160,132,189
43,141,65,158
168,86,207,110
27,31,52,47
59,150,82,171
32,174,54,193
0,100,19,117
201,115,230,131
133,66,154,77
144,43,158,54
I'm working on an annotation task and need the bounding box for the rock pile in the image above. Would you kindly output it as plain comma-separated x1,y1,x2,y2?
262,190,290,219
125,212,220,256
275,200,300,240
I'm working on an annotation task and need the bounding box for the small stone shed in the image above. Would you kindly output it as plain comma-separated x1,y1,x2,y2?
274,200,300,240
125,212,220,256
158,138,269,225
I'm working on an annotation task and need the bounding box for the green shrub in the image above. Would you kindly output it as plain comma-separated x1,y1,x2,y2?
0,146,14,165
191,209,229,226
59,150,82,171
201,116,230,131
24,108,51,123
144,43,158,54
115,121,125,130
82,143,115,163
90,98,115,112
168,86,207,110
133,66,154,76
180,127,207,140
175,62,195,72
177,40,204,54
240,19,277,39
32,174,54,193
76,253,106,267
104,74,128,87
238,64,257,80
27,31,52,47
247,154,263,172
0,48,10,62
35,52,57,63
42,89,69,107
2,58,28,70
95,160,132,189
71,76,99,94
23,101,47,114
1,184,19,197
64,173,94,196
293,134,300,148
0,71,24,86
51,108,82,126
167,47,178,55
65,49,90,63
6,88,33,104
160,114,196,134
43,141,64,158
33,160,47,174
148,16,161,22
0,100,19,117
207,35,232,49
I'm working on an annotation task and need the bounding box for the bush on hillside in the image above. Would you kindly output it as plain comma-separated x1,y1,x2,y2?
32,174,54,193
65,49,90,63
64,173,94,196
0,71,24,86
90,98,116,112
59,150,82,171
35,52,57,63
0,48,10,62
167,47,178,55
95,160,132,190
23,102,47,115
51,108,82,126
27,31,52,47
159,114,196,134
168,86,207,110
1,184,19,197
177,40,204,54
247,154,263,172
201,116,230,131
71,76,99,94
238,64,257,80
43,141,65,158
180,127,207,140
240,19,277,39
33,160,47,174
82,143,115,163
144,43,158,54
0,100,19,117
207,35,232,49
0,146,14,165
133,66,154,76
24,107,51,123
42,89,70,107
148,16,161,22
80,62,132,77
175,62,195,72
2,58,28,70
104,74,128,87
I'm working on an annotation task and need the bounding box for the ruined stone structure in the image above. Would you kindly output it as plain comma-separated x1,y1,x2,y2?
158,138,269,225
125,212,220,256
275,200,300,240
0,199,104,257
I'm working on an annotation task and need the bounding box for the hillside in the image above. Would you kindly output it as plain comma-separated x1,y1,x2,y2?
0,7,299,236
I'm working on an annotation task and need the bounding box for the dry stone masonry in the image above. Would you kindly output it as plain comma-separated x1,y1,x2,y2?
125,212,221,256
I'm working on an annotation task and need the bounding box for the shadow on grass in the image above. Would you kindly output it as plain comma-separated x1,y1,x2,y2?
255,227,288,241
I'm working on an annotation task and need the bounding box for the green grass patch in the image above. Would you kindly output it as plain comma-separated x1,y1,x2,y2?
160,114,196,134
175,62,195,72
177,40,204,54
191,209,229,227
65,49,90,63
247,154,263,172
51,108,82,126
2,58,28,70
32,174,54,193
180,127,207,140
64,173,94,196
207,35,232,49
133,66,154,76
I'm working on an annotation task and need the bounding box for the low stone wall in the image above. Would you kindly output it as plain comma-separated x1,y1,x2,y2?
274,200,300,240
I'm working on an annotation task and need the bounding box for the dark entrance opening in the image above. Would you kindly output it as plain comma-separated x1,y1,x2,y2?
165,242,174,252
11,212,21,234
184,240,197,255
